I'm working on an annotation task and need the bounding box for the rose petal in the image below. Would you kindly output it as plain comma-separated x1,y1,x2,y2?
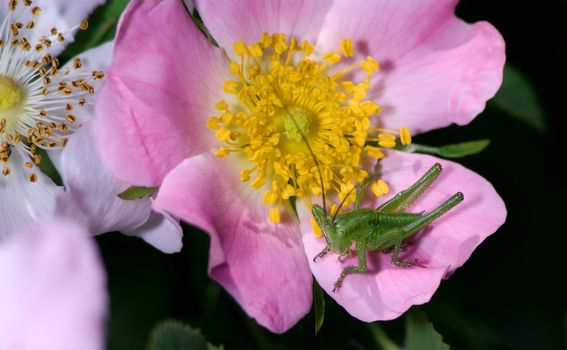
0,219,107,350
195,0,333,51
316,0,505,133
301,150,505,321
95,0,229,186
153,153,312,333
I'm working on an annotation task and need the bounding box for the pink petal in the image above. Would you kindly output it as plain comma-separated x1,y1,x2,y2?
316,0,505,133
95,0,229,186
303,229,447,321
153,154,312,333
301,150,506,321
0,220,107,350
380,151,506,272
195,0,333,50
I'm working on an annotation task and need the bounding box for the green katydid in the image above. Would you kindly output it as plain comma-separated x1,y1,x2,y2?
281,107,463,292
311,162,464,292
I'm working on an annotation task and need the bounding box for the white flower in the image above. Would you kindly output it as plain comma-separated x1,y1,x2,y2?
0,0,103,239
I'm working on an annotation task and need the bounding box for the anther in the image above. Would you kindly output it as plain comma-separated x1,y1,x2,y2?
400,127,412,145
268,207,281,224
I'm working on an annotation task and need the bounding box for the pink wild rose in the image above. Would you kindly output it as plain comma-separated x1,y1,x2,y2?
94,0,506,333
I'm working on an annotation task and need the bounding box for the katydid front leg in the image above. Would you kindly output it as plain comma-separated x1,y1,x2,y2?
313,244,331,262
356,163,442,214
338,250,354,262
354,163,382,210
333,243,367,292
378,163,443,214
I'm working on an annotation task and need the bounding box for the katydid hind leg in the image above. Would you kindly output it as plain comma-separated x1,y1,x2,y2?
333,243,368,292
377,192,463,266
400,192,464,237
391,240,417,267
377,163,443,214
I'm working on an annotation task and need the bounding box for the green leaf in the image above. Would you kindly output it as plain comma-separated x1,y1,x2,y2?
147,321,221,350
38,150,62,186
118,186,157,200
313,280,325,334
404,310,450,350
398,140,490,158
492,64,546,132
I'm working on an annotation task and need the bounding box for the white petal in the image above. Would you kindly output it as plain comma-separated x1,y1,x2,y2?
41,0,107,29
76,40,114,71
56,124,153,235
125,211,183,254
63,41,115,124
1,0,106,57
0,150,62,241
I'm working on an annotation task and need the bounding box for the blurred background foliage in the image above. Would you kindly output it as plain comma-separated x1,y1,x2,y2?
60,0,565,349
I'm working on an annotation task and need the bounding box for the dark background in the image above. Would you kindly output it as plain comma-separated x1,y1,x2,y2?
90,1,566,349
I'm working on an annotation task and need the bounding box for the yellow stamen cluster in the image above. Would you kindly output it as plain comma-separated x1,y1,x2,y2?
0,0,104,181
208,33,411,223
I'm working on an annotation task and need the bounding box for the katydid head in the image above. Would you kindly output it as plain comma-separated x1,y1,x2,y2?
311,204,351,255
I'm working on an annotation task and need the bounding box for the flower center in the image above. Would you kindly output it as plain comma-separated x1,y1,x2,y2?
208,33,412,224
0,76,25,128
0,76,23,110
277,106,312,144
